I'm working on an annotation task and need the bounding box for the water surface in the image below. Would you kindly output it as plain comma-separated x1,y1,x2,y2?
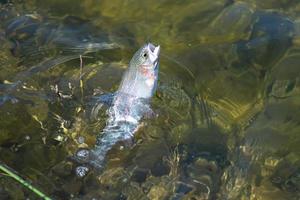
0,0,300,199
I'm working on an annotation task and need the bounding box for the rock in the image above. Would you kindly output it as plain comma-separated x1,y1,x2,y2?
75,166,89,178
147,183,168,200
236,11,294,70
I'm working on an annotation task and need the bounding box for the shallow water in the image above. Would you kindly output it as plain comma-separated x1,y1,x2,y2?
0,0,300,199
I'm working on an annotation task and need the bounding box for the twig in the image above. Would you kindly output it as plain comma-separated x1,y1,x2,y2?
0,163,52,200
79,55,84,101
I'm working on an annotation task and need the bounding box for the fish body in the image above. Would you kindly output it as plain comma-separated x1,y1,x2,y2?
90,43,160,168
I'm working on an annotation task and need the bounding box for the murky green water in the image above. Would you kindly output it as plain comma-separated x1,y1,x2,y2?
0,0,300,199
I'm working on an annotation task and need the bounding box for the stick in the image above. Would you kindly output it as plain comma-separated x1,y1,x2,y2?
0,164,52,200
79,55,84,101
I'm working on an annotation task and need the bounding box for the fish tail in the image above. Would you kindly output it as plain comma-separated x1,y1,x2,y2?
90,122,137,169
89,138,114,169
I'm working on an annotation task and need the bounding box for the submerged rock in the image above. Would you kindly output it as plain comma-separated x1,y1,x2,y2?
236,11,294,70
75,148,91,164
75,166,89,177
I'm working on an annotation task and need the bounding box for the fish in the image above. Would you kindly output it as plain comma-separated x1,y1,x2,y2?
89,43,160,169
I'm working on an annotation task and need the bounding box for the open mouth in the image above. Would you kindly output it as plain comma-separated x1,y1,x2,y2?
147,43,160,67
148,43,160,57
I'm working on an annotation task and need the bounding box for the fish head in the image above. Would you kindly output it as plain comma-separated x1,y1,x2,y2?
130,43,160,77
121,43,160,98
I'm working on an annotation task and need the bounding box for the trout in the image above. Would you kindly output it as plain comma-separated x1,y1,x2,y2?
90,43,160,168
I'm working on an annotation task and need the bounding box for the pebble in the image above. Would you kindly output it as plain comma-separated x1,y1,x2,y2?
75,166,89,178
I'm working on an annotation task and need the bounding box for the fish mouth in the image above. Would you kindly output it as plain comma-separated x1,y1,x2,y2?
147,43,160,66
148,43,160,57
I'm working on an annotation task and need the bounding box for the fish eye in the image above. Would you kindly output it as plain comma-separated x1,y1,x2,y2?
143,52,148,58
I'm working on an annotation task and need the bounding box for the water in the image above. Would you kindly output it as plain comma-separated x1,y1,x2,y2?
0,0,299,199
